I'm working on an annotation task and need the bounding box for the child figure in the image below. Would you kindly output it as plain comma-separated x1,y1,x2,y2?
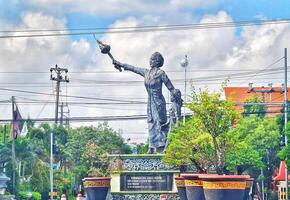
169,89,183,126
164,89,183,152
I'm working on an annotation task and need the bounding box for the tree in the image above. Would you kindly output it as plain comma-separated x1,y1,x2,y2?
243,95,266,118
186,87,240,174
0,121,131,199
164,117,215,173
278,121,290,166
0,125,11,145
65,123,131,187
225,141,262,175
164,86,271,175
231,115,280,197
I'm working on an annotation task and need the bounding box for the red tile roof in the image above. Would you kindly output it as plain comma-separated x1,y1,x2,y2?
224,87,289,116
273,161,290,181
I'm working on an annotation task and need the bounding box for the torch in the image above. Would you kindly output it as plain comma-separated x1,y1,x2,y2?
96,40,122,72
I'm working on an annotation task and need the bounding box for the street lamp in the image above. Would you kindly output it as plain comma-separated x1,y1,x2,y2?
180,55,188,124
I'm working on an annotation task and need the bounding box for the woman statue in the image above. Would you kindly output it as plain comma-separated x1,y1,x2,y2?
113,52,181,154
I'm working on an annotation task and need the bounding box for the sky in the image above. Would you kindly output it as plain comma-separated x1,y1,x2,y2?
0,0,290,143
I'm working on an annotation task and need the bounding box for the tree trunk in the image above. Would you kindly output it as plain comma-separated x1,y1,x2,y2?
190,158,207,173
212,136,223,174
237,166,244,175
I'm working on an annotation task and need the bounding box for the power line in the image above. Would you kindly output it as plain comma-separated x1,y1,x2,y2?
0,69,285,85
19,101,290,105
0,68,286,74
238,57,285,86
0,87,146,104
0,114,148,123
0,101,148,105
0,110,286,124
0,64,283,85
2,19,290,33
1,19,290,39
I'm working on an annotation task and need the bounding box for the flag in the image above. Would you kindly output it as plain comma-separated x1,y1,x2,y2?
20,121,28,137
12,104,22,139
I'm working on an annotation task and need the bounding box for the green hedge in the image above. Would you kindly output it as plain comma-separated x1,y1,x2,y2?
17,191,41,200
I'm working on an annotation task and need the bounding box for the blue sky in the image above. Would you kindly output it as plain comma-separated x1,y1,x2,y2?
206,0,290,21
1,0,290,40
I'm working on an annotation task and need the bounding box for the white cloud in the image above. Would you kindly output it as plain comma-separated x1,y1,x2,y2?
1,6,290,142
224,23,290,70
0,12,97,117
102,11,235,72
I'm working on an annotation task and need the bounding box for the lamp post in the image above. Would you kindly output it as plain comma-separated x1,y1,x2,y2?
180,55,188,124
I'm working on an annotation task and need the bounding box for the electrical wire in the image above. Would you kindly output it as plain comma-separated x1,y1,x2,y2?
0,87,146,104
0,68,286,74
1,19,290,33
1,18,290,39
238,56,285,86
0,110,286,124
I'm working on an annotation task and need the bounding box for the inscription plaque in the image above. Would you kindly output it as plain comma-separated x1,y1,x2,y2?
120,173,173,191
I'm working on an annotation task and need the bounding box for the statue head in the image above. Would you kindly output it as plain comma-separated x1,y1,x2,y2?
150,52,164,68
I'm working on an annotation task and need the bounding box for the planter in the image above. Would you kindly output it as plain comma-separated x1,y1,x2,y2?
182,174,205,200
175,176,187,200
243,178,254,200
199,175,249,200
83,177,111,200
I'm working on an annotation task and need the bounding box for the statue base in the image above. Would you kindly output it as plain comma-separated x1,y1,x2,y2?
108,154,180,200
0,195,15,200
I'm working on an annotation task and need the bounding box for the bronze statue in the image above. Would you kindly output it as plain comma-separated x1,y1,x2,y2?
97,40,182,154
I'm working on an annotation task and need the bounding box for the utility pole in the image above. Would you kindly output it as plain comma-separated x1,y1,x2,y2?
59,102,70,127
2,124,6,172
65,107,70,128
11,96,16,196
49,65,69,200
50,65,69,124
3,124,6,144
60,102,64,125
247,83,285,101
284,48,289,200
247,83,285,200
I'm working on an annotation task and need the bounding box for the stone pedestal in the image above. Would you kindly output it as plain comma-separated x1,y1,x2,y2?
0,195,15,200
108,154,180,200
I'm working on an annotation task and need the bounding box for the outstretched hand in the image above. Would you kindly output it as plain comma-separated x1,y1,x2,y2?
112,59,123,72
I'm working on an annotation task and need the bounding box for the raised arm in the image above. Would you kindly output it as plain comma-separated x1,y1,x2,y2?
113,60,146,77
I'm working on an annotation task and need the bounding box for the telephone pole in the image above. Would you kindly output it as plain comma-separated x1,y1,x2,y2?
11,96,16,196
60,102,64,125
2,124,6,172
284,48,288,200
59,102,70,128
50,65,69,124
3,124,6,144
247,83,286,200
49,65,69,200
247,83,285,101
59,102,70,175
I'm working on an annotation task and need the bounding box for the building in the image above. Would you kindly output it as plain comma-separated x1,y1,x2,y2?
224,86,290,116
273,161,289,200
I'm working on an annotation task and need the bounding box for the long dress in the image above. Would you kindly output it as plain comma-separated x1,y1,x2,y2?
121,64,175,148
